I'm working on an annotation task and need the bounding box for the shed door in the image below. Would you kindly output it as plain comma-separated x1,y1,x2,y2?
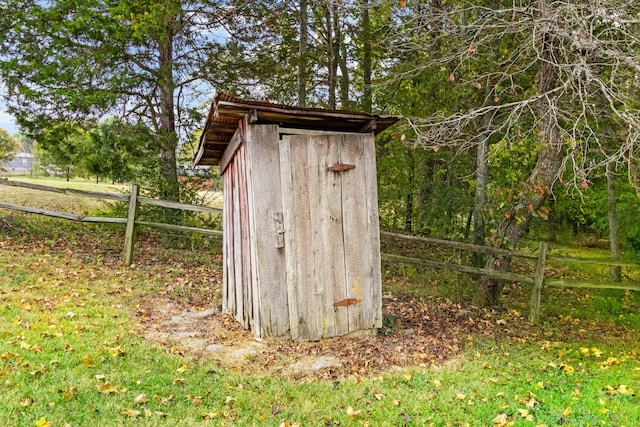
279,133,381,341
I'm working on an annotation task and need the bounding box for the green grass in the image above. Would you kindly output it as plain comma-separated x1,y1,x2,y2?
3,175,128,193
1,207,639,425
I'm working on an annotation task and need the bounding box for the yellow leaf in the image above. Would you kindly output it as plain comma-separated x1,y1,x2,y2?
134,394,149,404
373,393,384,400
492,413,508,426
176,363,189,373
202,412,217,420
572,389,581,397
591,347,603,358
82,355,93,365
108,346,125,357
403,372,412,380
35,417,51,427
562,407,572,417
517,409,529,418
346,406,361,417
63,387,77,400
121,409,141,418
617,385,634,395
560,363,575,374
534,381,545,390
172,378,185,384
456,393,466,400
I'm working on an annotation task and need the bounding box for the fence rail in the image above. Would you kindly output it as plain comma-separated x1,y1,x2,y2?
0,179,222,264
2,178,639,323
381,232,640,323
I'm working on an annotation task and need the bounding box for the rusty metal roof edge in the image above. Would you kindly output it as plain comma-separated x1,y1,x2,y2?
215,92,400,122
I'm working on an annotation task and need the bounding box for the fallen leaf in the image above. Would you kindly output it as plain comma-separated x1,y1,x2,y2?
346,406,361,417
35,417,51,427
122,409,141,418
134,394,149,404
492,413,508,426
63,387,77,400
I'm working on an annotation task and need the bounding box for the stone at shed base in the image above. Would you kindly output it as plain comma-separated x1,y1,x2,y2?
290,355,343,373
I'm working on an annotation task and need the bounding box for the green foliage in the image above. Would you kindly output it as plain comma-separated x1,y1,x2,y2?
83,119,160,184
0,128,18,162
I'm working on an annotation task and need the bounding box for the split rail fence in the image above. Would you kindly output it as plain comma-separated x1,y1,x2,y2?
1,178,639,322
0,178,222,265
381,231,640,323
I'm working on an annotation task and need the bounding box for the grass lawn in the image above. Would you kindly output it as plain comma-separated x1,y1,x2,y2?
0,197,639,425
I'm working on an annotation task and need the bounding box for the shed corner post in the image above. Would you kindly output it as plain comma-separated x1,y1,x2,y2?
529,241,548,323
123,184,140,266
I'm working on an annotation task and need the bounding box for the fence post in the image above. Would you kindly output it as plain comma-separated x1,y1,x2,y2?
123,184,139,265
529,241,548,323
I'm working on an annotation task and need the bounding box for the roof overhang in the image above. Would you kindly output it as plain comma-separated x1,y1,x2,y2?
193,93,400,166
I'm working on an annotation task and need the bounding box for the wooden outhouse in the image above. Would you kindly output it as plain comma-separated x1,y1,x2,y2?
193,93,399,341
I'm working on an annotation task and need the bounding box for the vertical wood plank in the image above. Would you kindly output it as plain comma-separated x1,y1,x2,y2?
222,164,233,314
245,124,289,337
237,144,253,330
279,136,301,340
530,241,548,323
123,184,139,266
231,155,245,327
340,135,368,332
318,135,350,337
362,132,383,328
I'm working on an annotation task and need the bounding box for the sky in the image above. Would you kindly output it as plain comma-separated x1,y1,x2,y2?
0,109,17,135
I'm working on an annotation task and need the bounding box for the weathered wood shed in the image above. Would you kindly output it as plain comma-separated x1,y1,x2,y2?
193,93,399,341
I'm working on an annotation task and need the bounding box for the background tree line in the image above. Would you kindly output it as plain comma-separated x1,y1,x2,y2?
2,0,640,304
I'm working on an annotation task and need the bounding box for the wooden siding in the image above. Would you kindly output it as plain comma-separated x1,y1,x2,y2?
279,133,382,341
222,125,290,338
223,124,382,341
245,124,289,337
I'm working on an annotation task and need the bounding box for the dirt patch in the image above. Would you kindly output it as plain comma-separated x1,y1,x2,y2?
136,295,515,379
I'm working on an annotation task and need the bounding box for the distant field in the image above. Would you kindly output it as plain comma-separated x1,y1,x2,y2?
2,175,128,192
0,177,122,215
0,176,223,212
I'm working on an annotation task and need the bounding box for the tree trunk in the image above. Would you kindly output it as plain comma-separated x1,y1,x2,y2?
405,152,415,233
607,160,621,282
326,6,337,109
474,0,564,306
157,27,180,202
361,0,372,113
629,155,640,198
472,136,488,266
339,35,349,108
298,0,308,107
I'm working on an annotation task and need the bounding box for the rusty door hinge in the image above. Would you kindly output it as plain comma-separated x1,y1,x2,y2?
327,163,355,172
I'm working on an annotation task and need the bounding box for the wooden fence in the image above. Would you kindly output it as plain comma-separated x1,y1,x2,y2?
380,231,640,323
0,178,222,265
2,178,639,322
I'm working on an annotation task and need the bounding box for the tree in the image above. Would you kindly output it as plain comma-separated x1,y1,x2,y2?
82,119,158,184
0,0,232,200
386,0,640,305
0,128,18,162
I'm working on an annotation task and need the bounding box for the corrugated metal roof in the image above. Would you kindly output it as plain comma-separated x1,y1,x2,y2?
193,93,400,166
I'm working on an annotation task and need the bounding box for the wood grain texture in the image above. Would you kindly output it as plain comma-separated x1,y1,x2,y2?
279,133,382,341
245,124,289,338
